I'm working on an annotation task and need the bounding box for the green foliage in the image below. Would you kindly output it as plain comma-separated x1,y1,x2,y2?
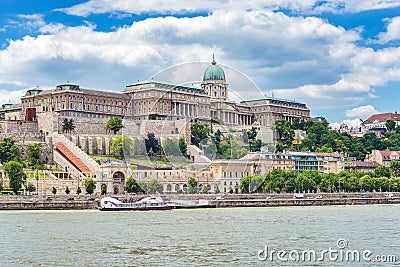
240,175,264,193
26,183,36,195
375,166,391,178
178,138,187,156
191,123,210,147
52,186,57,196
110,135,134,158
211,129,223,155
101,184,107,195
4,160,26,194
145,133,160,155
138,179,163,194
27,143,42,167
84,177,96,195
0,137,21,163
76,186,82,195
163,138,182,157
386,120,396,131
220,138,249,159
62,118,75,133
202,184,209,194
390,160,400,178
105,117,124,134
0,180,3,191
273,120,294,152
125,177,142,194
214,185,220,194
188,177,198,194
65,186,70,195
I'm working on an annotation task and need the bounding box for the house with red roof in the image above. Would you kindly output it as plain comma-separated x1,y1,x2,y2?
362,112,400,132
365,150,400,167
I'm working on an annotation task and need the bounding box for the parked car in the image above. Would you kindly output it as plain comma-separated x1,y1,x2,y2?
384,193,393,198
266,196,276,200
87,197,96,201
45,196,53,201
66,197,75,201
293,193,304,199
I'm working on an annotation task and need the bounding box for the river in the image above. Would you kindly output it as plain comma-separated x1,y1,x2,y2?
0,205,399,266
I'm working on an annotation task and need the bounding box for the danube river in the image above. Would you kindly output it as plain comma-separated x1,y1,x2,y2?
0,205,399,266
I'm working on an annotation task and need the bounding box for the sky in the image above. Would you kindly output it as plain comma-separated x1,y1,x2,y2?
1,0,400,129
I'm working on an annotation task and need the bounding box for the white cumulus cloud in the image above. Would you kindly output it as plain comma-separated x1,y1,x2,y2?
378,16,400,43
345,105,378,118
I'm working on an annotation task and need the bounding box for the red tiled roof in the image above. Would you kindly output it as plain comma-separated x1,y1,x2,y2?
379,151,400,160
364,113,400,124
54,142,92,175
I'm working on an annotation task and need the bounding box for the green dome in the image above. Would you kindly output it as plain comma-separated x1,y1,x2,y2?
203,57,225,81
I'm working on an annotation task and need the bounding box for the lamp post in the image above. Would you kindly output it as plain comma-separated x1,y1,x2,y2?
36,169,39,195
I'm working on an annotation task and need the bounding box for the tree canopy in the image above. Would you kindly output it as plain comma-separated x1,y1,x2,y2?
105,117,124,134
191,123,210,147
110,135,134,159
3,160,26,194
84,177,96,195
0,137,21,163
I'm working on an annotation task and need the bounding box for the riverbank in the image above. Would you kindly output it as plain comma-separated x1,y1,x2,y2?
0,193,399,210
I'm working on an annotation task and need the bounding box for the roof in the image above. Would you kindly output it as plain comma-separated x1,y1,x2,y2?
203,58,226,81
126,80,207,95
364,113,400,124
239,153,262,161
29,87,130,100
379,151,400,160
353,161,381,168
240,96,308,108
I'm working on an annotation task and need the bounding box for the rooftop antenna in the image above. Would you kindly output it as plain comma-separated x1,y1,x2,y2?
271,89,274,98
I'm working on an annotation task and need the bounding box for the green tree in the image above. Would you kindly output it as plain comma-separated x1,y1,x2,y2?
386,120,396,132
188,177,198,194
191,123,210,147
147,179,163,194
374,165,391,178
26,183,36,195
145,133,160,155
76,186,82,195
4,160,26,194
125,177,142,194
179,138,187,156
84,177,96,195
211,129,223,155
105,117,124,134
273,120,294,151
214,185,220,194
240,175,264,193
0,137,21,163
163,138,181,156
62,118,75,133
65,186,70,195
27,143,42,167
0,180,3,191
52,186,57,197
101,184,107,195
110,135,134,158
390,160,400,178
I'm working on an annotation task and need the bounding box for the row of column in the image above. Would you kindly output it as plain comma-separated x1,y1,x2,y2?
221,112,252,125
174,102,199,117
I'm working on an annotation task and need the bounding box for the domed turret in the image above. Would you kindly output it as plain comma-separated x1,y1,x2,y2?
201,54,228,100
203,56,225,81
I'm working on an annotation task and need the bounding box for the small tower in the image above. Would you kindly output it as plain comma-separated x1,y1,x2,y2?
201,54,228,100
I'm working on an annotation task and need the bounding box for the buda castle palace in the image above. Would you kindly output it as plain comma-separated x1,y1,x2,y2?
1,57,310,129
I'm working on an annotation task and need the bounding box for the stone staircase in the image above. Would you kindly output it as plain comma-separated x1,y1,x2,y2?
52,133,101,178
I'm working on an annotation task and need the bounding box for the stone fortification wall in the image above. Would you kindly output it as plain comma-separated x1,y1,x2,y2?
0,120,45,142
16,143,54,165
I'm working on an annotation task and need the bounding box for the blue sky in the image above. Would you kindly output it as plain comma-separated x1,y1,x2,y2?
1,0,400,129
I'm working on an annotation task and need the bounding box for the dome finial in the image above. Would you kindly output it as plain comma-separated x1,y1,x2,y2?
212,53,216,65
